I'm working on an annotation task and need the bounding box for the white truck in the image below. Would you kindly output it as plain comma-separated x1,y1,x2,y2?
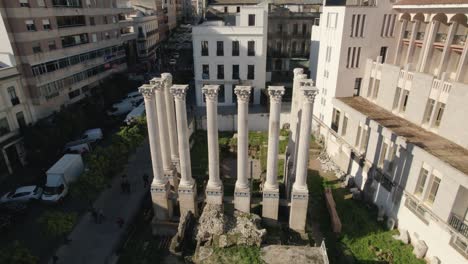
41,154,84,203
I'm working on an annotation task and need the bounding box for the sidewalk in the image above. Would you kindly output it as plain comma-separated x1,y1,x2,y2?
51,139,152,264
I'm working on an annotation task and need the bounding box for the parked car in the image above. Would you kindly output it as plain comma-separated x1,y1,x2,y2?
124,101,145,125
0,186,43,204
64,141,92,154
108,100,134,116
81,128,103,143
124,91,143,105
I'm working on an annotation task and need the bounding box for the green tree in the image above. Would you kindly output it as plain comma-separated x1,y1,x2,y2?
38,211,77,238
0,241,37,264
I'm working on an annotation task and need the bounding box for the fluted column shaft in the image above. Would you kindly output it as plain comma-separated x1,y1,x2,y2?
235,86,251,189
265,86,285,190
203,85,222,188
139,85,165,185
171,85,193,186
151,78,173,173
293,87,318,190
161,73,180,164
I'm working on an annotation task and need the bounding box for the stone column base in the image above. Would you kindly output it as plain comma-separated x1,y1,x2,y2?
164,168,179,191
206,185,223,205
178,183,198,217
289,188,309,231
234,187,251,213
150,181,173,222
262,188,280,222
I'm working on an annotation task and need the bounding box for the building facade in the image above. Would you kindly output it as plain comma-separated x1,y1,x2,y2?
309,0,468,262
0,64,34,178
0,0,136,119
192,5,268,106
131,7,160,71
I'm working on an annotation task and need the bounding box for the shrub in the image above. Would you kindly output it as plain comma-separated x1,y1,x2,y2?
0,241,37,264
38,211,77,237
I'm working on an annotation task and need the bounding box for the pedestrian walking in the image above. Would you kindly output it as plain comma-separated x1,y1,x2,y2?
90,207,98,223
116,217,125,228
52,255,58,264
97,209,104,224
142,173,149,188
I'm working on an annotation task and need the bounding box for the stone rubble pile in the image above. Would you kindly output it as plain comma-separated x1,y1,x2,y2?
317,151,346,178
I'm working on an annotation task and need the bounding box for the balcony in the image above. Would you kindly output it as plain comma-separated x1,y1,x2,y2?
449,213,468,238
435,33,447,44
52,0,82,8
452,34,466,46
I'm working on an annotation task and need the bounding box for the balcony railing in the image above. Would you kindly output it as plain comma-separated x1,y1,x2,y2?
405,196,430,224
404,30,411,39
452,34,466,46
416,32,425,41
449,213,468,238
435,33,447,43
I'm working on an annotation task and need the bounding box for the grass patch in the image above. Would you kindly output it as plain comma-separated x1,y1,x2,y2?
209,246,263,264
307,145,424,264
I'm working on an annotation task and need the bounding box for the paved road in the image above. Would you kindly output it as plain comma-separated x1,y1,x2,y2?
51,139,152,264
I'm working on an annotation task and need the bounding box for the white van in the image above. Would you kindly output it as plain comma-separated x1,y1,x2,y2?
124,101,145,125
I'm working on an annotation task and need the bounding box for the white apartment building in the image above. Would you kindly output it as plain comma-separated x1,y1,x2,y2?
131,8,160,71
310,0,468,263
0,63,34,178
192,5,268,106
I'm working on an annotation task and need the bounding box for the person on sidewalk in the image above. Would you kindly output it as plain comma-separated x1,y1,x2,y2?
142,173,149,188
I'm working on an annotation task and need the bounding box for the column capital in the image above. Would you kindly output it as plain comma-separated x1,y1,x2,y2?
234,86,251,102
301,86,319,103
202,85,220,101
170,84,189,101
268,86,285,103
161,73,173,87
300,78,314,87
293,68,304,76
150,77,164,91
139,84,156,99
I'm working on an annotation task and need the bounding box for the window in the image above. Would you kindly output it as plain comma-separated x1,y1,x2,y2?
423,99,435,124
378,142,388,168
415,168,429,197
301,42,306,55
232,41,239,56
26,20,36,31
341,115,348,136
326,46,332,62
426,177,441,204
355,125,362,147
57,16,86,28
381,14,397,37
331,109,340,132
387,146,397,172
61,33,88,47
0,118,10,136
20,0,30,7
360,128,369,152
43,19,51,30
276,42,282,55
346,47,361,68
90,17,95,26
302,24,307,36
236,7,240,13
400,90,409,112
91,33,97,43
248,14,255,26
68,89,81,99
8,87,20,106
217,65,224,80
224,6,228,13
293,24,298,35
201,41,208,56
216,41,224,56
232,65,239,80
292,42,297,55
372,79,380,99
218,85,225,103
247,65,254,80
16,112,26,129
326,12,337,28
275,60,282,70
354,78,361,96
104,16,108,24
202,64,209,79
393,87,402,110
277,24,283,33
48,40,57,50
32,43,42,53
247,41,255,56
434,103,445,127
380,47,388,63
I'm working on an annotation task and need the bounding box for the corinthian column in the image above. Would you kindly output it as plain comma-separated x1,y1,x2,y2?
161,73,180,171
202,85,223,205
171,84,198,216
139,84,172,223
234,86,251,213
289,86,318,231
151,78,177,188
262,86,284,222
